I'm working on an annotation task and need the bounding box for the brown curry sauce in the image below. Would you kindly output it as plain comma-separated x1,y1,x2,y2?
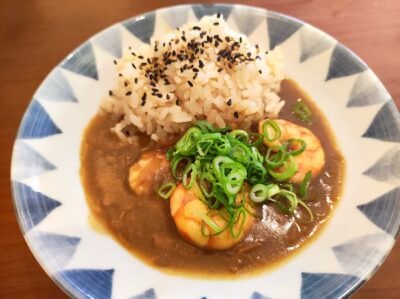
80,79,345,277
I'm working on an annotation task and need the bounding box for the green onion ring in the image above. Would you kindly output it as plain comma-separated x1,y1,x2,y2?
157,182,176,200
262,119,281,142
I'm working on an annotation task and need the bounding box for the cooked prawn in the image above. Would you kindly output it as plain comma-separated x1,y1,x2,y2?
170,184,254,250
258,119,325,183
129,151,170,195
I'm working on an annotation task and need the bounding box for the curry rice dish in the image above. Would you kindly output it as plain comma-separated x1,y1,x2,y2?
80,14,345,277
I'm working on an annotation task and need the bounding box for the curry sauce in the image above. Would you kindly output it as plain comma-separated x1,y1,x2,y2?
80,79,345,277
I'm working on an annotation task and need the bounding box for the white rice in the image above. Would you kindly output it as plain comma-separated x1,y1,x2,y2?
100,14,285,142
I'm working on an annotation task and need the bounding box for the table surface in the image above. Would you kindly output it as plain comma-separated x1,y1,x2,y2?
1,0,399,298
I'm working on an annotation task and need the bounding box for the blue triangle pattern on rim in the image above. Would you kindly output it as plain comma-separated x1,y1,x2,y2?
12,141,56,180
123,12,156,44
18,99,62,139
32,232,81,270
332,233,392,277
192,4,233,20
158,6,190,29
363,145,400,184
299,25,334,62
12,181,61,232
362,101,400,142
301,272,361,299
61,42,98,80
250,291,273,299
35,68,77,102
347,71,390,107
129,288,157,299
231,6,264,36
92,25,122,58
55,269,114,299
267,11,302,50
325,44,367,81
358,187,400,237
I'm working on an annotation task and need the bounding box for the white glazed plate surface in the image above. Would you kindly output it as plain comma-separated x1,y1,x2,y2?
11,4,400,299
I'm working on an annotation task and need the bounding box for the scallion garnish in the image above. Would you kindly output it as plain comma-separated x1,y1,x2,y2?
160,120,314,237
157,182,176,199
294,100,312,124
262,119,281,142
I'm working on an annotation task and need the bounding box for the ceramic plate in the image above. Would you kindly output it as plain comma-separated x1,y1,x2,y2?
11,4,400,299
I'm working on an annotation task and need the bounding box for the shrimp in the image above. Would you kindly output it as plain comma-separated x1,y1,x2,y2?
258,119,325,183
129,151,170,195
170,184,254,250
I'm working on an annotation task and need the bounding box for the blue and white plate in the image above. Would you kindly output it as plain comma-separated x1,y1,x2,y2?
11,4,400,299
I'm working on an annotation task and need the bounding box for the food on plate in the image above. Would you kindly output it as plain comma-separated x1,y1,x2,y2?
81,14,344,276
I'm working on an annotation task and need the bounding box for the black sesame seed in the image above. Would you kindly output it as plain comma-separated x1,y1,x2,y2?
108,90,113,96
233,111,239,118
166,94,170,100
176,99,180,105
227,98,232,106
259,70,262,74
217,12,221,18
218,68,223,72
124,81,128,87
256,55,261,60
239,37,242,43
188,81,193,87
147,58,151,64
156,93,162,98
134,78,138,84
152,88,159,93
193,68,199,72
192,26,201,31
141,101,146,106
138,55,144,59
142,93,147,100
118,73,122,77
113,60,117,65
200,31,207,38
128,46,132,50
131,63,136,69
213,22,219,26
225,37,230,42
125,91,132,96
255,44,259,49
131,52,136,56
247,52,251,57
182,36,187,42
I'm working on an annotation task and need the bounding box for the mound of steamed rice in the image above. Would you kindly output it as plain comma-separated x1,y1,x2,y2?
100,14,285,142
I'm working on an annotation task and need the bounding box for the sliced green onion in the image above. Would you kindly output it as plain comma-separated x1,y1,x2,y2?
274,189,298,214
166,148,175,160
268,155,298,181
249,132,264,147
229,130,249,143
171,156,191,180
265,145,288,168
157,182,176,199
182,163,197,189
294,100,312,124
196,211,223,235
298,199,314,222
300,170,312,197
229,208,247,238
247,161,267,185
284,138,307,156
262,119,281,142
250,183,280,203
175,127,202,156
